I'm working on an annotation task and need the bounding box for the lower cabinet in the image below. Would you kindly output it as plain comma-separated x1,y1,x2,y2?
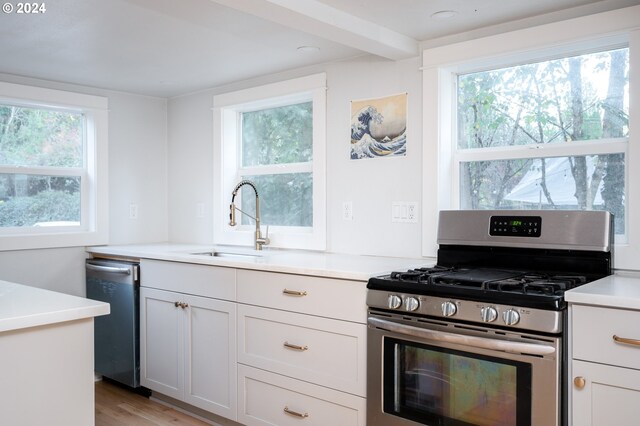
572,360,640,424
571,303,640,425
140,287,237,420
238,364,366,426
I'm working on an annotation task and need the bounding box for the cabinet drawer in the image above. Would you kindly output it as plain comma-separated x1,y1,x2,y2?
237,269,366,323
141,259,235,300
238,304,366,396
238,365,366,426
572,304,640,369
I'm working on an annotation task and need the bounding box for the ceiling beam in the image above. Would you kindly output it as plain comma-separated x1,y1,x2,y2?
209,0,419,60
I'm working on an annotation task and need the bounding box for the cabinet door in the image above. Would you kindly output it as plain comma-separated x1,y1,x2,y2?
572,360,640,425
183,294,237,420
140,287,184,399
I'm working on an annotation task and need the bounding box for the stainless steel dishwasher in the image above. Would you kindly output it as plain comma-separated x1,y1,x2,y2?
86,258,141,388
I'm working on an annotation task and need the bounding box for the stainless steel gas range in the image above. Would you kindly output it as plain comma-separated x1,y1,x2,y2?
366,210,613,426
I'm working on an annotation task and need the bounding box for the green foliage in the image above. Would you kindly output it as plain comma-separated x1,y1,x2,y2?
0,104,83,227
240,173,312,227
0,105,83,167
241,102,312,166
458,48,628,232
0,190,80,227
239,102,314,227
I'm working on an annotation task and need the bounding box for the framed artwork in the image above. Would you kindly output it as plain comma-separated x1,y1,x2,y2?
350,93,407,160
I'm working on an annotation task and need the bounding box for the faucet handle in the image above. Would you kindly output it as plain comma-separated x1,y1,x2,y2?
257,225,270,247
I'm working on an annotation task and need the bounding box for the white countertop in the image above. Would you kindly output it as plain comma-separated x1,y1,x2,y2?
0,281,110,333
87,243,431,281
566,272,640,310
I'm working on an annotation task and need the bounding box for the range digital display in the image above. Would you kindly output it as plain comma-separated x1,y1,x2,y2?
489,216,541,237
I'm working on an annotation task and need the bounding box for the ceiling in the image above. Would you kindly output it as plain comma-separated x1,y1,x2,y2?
0,0,638,98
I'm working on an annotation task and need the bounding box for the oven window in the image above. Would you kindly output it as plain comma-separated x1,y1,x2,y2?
383,338,532,426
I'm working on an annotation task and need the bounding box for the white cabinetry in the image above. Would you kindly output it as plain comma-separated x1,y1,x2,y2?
140,260,237,420
571,304,640,425
236,269,367,426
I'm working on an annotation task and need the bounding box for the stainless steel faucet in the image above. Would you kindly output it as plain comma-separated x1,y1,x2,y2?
228,180,270,250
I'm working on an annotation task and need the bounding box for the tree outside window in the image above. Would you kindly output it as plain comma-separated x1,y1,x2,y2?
0,104,84,227
457,48,629,234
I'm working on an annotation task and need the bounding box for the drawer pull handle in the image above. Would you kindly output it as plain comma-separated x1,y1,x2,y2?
284,341,309,351
574,376,586,389
284,406,309,419
174,301,180,308
613,335,640,347
283,289,308,297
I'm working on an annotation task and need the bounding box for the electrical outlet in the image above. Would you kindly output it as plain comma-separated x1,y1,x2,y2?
196,203,205,218
129,203,138,220
343,201,353,221
407,202,418,223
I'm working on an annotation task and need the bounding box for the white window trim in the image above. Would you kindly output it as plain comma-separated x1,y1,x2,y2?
421,6,640,270
213,73,326,250
0,81,108,251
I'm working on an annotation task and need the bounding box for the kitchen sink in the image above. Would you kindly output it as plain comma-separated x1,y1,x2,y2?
189,250,263,259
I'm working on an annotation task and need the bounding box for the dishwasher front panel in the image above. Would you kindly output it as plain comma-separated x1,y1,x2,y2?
86,259,140,388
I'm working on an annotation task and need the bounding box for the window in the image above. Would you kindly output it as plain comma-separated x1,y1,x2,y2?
0,82,108,250
420,7,640,268
213,74,326,250
456,48,628,235
239,102,313,227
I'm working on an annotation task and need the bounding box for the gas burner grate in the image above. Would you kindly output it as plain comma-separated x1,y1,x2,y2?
389,266,454,283
486,274,587,295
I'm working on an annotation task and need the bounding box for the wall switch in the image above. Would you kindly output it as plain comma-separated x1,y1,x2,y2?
196,202,205,218
129,203,138,220
392,202,402,222
342,201,353,221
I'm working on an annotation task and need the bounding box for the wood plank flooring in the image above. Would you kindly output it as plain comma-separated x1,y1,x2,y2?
95,380,210,426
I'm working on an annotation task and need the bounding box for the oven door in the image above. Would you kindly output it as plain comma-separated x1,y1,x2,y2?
367,313,561,426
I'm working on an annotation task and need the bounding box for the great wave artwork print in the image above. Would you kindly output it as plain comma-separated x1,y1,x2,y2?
350,93,407,160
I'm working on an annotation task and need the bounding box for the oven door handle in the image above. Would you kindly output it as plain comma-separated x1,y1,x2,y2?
368,317,556,356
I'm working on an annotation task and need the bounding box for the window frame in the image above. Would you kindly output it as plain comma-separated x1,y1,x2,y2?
213,74,326,250
421,7,640,269
0,81,108,251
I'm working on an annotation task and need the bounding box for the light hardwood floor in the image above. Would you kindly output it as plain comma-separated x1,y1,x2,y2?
95,380,210,426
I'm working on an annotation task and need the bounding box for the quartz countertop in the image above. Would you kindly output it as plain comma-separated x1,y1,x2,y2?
566,272,640,310
0,281,110,333
87,243,430,281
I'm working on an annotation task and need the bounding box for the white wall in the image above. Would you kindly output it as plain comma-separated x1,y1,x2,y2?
167,55,423,258
0,74,168,295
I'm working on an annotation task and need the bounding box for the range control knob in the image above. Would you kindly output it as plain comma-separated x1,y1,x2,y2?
388,295,402,310
405,297,420,312
480,306,498,323
503,309,521,326
441,301,457,317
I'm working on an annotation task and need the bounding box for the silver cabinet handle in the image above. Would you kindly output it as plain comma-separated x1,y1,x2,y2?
613,335,640,347
284,341,308,351
283,289,307,297
284,406,309,418
368,316,556,356
86,263,131,275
